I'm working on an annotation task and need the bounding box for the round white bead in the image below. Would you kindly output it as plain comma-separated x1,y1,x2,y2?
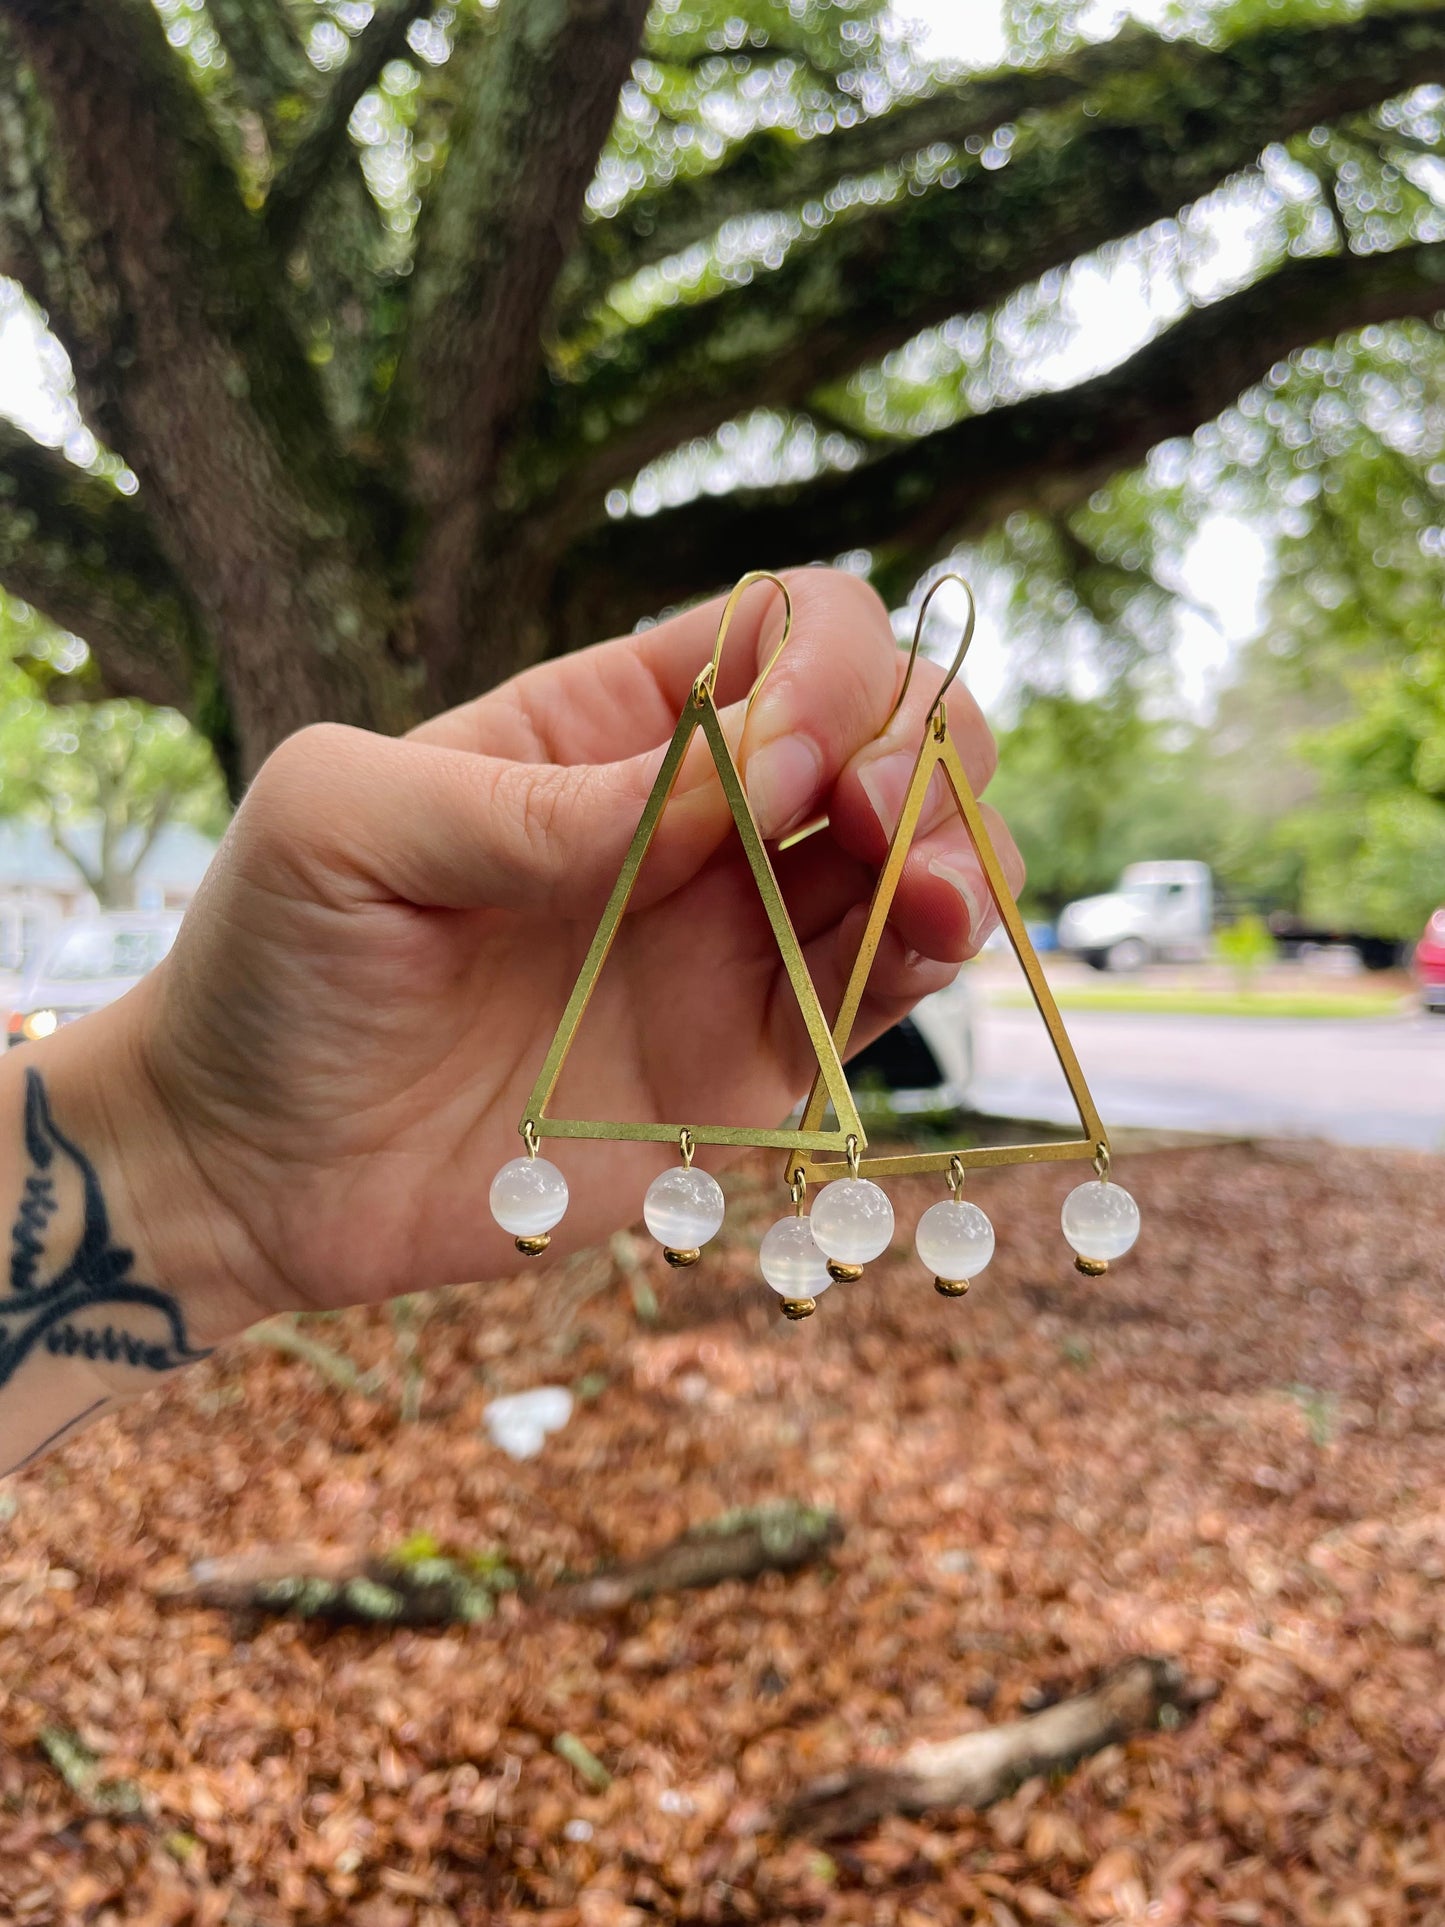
1061,1180,1140,1261
808,1177,895,1266
915,1199,995,1281
759,1216,834,1299
643,1166,725,1250
489,1156,569,1238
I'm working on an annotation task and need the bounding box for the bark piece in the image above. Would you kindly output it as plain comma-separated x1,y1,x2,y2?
780,1656,1215,1838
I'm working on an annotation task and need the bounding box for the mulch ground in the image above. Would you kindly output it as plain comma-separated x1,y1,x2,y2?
2,1140,1444,1927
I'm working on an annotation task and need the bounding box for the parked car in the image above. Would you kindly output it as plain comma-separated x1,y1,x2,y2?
6,912,181,1046
1414,906,1445,1013
1057,861,1213,972
847,973,977,1112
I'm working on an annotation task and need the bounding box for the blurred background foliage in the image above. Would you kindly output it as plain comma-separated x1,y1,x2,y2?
0,595,228,909
0,0,1440,933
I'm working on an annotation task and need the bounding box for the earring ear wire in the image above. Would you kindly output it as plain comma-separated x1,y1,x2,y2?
882,570,979,739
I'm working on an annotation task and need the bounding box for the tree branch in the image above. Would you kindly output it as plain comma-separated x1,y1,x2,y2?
125,786,174,879
0,421,198,709
0,0,339,483
557,243,1445,638
202,0,311,129
560,24,1162,318
0,26,123,442
541,4,1445,509
266,0,434,252
398,0,652,706
48,819,104,900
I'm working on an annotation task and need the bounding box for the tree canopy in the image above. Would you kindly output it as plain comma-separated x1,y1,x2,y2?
0,0,1441,788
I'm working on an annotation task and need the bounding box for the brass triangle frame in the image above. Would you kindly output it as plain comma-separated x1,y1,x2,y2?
786,660,1107,1188
521,586,866,1158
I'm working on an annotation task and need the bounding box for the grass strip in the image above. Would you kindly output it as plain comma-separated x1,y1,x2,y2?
991,988,1410,1020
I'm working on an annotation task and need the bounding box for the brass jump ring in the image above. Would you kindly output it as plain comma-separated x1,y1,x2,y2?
522,1118,540,1158
679,1127,695,1170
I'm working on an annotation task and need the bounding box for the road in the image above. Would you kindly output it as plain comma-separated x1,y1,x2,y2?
968,1002,1445,1153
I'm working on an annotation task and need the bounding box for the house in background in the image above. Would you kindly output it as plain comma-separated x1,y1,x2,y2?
0,818,218,981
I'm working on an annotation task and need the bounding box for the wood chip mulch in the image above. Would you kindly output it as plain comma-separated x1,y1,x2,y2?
2,1140,1444,1926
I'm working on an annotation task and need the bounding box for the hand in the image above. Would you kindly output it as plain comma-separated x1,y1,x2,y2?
56,570,1020,1342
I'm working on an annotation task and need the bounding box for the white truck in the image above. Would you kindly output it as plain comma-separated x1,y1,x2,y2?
1056,861,1213,972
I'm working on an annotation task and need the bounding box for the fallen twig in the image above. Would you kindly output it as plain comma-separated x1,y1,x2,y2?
549,1502,843,1614
553,1731,612,1791
780,1656,1215,1838
172,1502,843,1627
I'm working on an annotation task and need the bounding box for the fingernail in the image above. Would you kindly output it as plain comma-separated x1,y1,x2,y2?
929,853,998,949
858,750,916,840
747,734,824,841
906,950,963,994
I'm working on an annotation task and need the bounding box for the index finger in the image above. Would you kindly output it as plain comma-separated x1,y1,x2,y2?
410,568,895,773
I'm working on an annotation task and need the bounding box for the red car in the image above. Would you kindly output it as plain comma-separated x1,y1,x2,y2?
1416,906,1445,1013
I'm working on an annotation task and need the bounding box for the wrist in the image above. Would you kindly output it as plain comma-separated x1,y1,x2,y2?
4,977,269,1367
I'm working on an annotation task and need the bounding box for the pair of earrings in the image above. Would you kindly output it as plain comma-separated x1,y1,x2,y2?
489,572,1141,1316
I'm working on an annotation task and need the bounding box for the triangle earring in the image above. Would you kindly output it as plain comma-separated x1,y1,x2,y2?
489,572,866,1319
787,574,1140,1299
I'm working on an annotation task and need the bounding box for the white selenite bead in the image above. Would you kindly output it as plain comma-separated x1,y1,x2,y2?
489,1156,569,1237
644,1166,725,1250
808,1177,896,1266
759,1216,834,1298
1060,1180,1140,1261
915,1199,995,1281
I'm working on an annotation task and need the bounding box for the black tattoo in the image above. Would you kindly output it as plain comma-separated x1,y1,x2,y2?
0,1069,209,1393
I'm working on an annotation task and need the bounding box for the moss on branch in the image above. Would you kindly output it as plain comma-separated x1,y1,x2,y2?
560,23,1171,319
559,242,1445,638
